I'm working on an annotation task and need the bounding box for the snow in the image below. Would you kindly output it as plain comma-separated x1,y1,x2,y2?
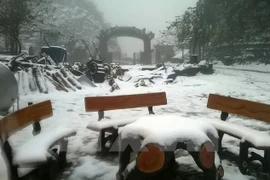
1,64,270,180
175,63,199,71
68,156,118,180
41,46,67,50
0,55,14,61
87,118,137,131
13,128,76,165
198,60,207,66
206,119,270,149
119,114,219,150
214,61,270,73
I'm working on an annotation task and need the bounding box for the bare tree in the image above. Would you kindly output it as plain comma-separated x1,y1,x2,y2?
0,0,51,54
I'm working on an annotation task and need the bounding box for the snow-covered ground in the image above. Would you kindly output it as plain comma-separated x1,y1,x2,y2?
214,61,270,73
1,65,270,180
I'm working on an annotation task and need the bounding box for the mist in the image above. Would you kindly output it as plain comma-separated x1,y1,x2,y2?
94,0,198,57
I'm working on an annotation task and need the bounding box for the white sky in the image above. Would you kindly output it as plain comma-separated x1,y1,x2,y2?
94,0,198,57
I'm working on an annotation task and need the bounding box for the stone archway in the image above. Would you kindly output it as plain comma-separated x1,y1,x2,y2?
97,26,155,65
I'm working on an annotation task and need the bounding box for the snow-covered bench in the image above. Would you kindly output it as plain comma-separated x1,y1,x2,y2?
0,100,76,180
85,92,167,152
207,94,270,176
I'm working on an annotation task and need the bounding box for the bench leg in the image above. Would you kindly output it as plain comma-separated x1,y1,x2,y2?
117,139,132,180
239,145,269,177
263,150,270,175
59,138,69,168
203,167,217,180
108,130,119,152
189,151,218,180
239,141,249,175
2,141,19,180
97,130,106,152
217,131,224,154
97,129,120,153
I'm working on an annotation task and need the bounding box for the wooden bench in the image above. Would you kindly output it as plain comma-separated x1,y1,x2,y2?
207,94,270,177
0,100,76,180
85,92,167,152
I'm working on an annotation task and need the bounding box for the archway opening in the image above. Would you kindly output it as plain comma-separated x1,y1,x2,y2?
111,37,144,65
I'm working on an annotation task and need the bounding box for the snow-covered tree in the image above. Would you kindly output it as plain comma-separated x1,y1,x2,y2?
0,0,51,54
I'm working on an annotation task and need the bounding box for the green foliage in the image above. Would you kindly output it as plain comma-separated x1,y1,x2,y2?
166,0,270,45
164,0,270,63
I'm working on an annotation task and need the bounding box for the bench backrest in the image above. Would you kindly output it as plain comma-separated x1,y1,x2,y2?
85,92,167,112
0,100,53,142
207,94,270,123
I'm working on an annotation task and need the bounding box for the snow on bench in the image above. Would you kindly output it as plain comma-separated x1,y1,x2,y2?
117,114,224,180
0,100,76,179
87,118,137,132
205,119,270,149
85,92,167,152
119,114,219,149
207,94,270,175
13,128,76,165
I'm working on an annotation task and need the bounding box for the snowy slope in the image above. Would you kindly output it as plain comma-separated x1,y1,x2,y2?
214,61,270,73
1,67,270,180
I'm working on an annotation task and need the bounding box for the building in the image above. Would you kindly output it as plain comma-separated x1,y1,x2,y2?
154,43,175,63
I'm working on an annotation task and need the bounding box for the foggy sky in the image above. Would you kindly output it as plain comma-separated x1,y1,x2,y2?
94,0,198,57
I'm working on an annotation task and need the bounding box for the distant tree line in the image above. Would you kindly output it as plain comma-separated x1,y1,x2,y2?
164,0,270,64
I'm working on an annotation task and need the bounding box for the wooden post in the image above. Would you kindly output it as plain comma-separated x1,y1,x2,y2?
29,102,41,135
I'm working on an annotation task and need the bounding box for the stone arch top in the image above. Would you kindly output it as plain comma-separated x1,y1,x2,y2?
98,26,155,41
98,26,154,64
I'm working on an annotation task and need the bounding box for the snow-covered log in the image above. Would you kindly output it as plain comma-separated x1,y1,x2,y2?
27,68,37,92
60,68,82,90
44,74,69,92
17,70,30,95
55,71,76,92
32,67,48,94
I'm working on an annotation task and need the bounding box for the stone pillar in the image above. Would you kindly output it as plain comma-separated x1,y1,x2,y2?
140,52,145,65
143,39,152,65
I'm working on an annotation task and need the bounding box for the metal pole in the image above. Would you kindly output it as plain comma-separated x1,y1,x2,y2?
92,41,102,61
82,40,94,60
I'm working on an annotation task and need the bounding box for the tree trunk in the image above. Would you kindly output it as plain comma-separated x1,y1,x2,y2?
4,36,10,51
10,36,16,55
15,36,21,54
202,44,205,60
193,35,198,55
198,43,201,61
15,38,18,54
182,46,184,60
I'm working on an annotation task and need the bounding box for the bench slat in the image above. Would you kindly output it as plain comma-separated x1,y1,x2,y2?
85,92,167,112
0,100,53,142
207,94,270,123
